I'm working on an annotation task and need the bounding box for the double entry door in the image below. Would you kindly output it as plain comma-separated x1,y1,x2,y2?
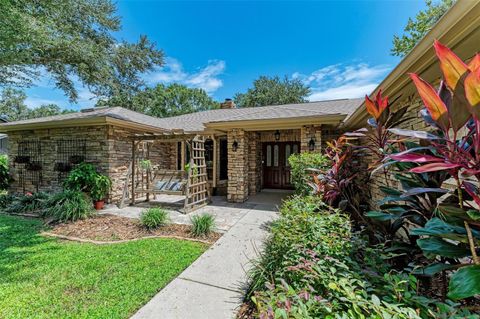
263,142,300,189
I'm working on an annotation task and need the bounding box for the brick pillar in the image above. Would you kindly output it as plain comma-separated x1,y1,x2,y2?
300,125,322,153
227,129,249,202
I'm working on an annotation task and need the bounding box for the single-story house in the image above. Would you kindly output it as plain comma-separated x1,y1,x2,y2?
0,98,362,205
0,1,478,209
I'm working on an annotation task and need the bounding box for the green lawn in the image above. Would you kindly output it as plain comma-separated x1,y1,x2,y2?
0,214,207,319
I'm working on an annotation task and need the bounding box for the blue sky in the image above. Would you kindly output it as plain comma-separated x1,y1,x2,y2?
24,0,426,110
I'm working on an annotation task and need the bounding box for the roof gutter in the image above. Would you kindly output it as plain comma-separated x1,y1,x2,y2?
343,0,480,129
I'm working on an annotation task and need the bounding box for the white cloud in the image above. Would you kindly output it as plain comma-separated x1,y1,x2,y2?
294,63,391,101
148,57,226,93
24,96,64,109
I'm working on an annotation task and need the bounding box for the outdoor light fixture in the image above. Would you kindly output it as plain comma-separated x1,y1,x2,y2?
274,130,280,141
308,137,316,151
232,140,238,152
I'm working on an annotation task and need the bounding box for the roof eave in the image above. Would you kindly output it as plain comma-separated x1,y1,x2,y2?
205,114,346,131
0,116,171,134
343,1,480,129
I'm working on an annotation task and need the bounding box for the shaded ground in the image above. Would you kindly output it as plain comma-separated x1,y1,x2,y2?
50,213,221,244
0,214,207,319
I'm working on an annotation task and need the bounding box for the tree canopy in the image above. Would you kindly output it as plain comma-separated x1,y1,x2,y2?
0,0,164,102
97,83,219,118
391,0,454,57
0,88,74,121
234,76,310,108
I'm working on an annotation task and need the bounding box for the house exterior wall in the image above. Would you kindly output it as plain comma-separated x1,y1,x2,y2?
105,125,175,203
7,124,175,204
8,126,109,195
365,98,426,208
226,127,327,202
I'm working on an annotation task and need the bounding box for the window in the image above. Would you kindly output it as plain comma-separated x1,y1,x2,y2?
176,141,191,170
219,138,228,180
205,139,213,180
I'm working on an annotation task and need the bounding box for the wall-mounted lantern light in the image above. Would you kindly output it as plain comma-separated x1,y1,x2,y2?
274,130,280,141
308,137,316,151
232,140,238,152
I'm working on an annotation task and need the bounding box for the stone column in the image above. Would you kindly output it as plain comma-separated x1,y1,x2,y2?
300,125,322,153
227,129,249,202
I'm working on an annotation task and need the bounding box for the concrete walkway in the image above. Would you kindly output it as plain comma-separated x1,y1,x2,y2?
131,191,290,319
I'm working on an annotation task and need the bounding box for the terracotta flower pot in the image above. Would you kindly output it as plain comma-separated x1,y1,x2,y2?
93,200,105,210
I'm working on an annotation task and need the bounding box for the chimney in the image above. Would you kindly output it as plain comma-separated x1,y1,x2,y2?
220,98,236,109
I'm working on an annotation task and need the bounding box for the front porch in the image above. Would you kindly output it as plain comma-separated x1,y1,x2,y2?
104,189,292,232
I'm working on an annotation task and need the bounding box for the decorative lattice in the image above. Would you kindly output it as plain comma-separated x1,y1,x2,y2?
14,140,43,192
54,139,86,181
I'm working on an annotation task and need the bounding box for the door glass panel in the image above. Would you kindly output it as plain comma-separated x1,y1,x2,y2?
285,144,291,166
274,145,279,167
266,145,272,167
292,144,299,154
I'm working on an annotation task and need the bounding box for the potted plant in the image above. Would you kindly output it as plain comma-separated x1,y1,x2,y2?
90,174,112,210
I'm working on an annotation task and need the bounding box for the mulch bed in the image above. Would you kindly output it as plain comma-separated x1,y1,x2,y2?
47,214,222,245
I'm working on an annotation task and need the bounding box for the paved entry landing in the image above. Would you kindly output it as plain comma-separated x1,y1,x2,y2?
104,189,292,232
130,190,291,319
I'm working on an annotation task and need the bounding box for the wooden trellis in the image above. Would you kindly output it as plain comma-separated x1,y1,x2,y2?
184,135,209,212
120,134,210,213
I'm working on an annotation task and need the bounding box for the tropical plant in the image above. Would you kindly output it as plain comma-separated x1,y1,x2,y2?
140,208,169,230
190,213,215,237
370,41,480,300
44,190,93,222
247,195,471,318
288,152,330,195
64,163,111,201
0,155,10,190
309,136,369,223
63,163,98,192
90,175,112,201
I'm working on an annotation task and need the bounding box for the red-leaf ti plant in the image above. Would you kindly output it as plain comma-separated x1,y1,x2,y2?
387,41,480,300
309,135,369,225
345,90,411,170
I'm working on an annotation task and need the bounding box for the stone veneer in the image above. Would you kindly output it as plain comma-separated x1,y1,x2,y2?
8,124,176,203
227,127,325,203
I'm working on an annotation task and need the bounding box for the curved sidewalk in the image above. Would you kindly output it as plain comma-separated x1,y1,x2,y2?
131,198,281,319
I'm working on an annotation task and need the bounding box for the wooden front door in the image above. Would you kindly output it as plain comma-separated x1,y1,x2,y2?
263,142,300,189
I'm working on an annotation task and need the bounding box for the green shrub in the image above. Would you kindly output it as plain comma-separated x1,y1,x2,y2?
190,214,215,237
90,174,112,201
0,193,17,210
0,155,10,190
141,208,169,230
5,192,51,214
63,163,98,191
288,152,329,195
44,190,93,222
247,195,474,318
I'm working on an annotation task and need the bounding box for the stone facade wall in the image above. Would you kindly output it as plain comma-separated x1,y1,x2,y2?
365,98,426,207
300,125,322,152
105,125,176,203
8,126,109,194
7,125,176,204
227,129,249,202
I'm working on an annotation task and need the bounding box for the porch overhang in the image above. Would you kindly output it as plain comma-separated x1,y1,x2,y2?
204,114,346,131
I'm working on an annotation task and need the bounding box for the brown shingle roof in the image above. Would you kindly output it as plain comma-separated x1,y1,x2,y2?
154,98,363,131
0,98,363,132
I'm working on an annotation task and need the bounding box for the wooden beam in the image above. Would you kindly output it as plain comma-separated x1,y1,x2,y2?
212,137,217,188
131,140,136,205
